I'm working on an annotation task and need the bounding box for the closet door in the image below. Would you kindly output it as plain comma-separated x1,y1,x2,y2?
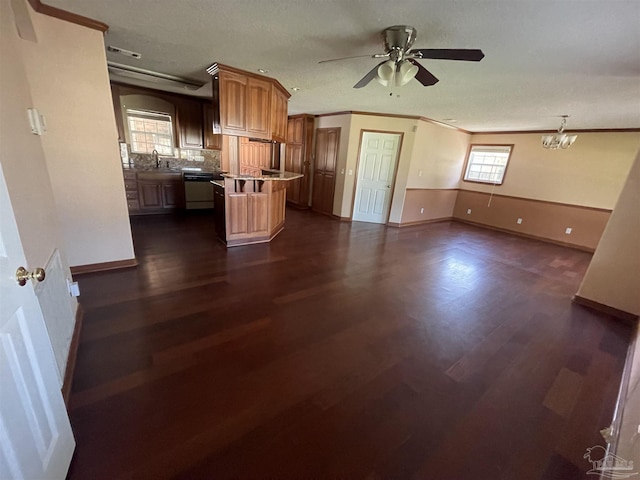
312,127,340,215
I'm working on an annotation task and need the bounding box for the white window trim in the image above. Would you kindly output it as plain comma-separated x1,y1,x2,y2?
126,108,174,155
463,144,513,185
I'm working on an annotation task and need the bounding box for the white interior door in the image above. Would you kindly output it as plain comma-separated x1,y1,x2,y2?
0,167,75,479
352,132,401,224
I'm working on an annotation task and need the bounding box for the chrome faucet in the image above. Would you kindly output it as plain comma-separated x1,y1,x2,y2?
152,149,160,168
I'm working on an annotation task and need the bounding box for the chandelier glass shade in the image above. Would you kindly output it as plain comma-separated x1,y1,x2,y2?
542,116,577,150
376,60,418,87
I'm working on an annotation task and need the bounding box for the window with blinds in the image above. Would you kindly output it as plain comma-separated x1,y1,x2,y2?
463,145,513,185
127,109,174,155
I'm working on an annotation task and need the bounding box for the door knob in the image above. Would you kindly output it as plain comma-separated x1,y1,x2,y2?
16,266,45,286
386,185,391,188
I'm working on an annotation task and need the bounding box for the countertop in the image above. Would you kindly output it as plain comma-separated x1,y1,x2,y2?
123,165,224,175
221,169,303,181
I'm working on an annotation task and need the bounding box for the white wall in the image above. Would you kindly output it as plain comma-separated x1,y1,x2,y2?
19,2,135,267
1,0,77,380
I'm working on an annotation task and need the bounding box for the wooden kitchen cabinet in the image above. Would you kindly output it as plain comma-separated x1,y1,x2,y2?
239,137,272,177
135,171,184,214
176,98,204,149
285,114,315,207
271,84,288,143
215,64,289,141
219,70,248,136
246,77,272,138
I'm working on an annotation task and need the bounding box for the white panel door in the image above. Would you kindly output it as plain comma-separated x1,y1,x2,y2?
352,132,401,224
0,167,75,479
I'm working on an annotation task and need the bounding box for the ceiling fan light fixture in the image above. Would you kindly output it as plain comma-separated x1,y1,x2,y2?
542,116,577,150
376,60,396,86
396,60,418,86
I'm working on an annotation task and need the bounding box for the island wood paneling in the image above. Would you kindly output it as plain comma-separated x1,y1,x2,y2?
453,190,611,251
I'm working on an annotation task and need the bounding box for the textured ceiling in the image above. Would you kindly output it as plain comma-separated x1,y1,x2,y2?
48,0,640,132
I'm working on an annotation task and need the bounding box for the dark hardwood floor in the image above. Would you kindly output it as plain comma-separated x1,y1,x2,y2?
67,209,632,480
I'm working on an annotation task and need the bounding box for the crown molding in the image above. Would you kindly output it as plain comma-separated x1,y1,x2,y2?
26,0,108,32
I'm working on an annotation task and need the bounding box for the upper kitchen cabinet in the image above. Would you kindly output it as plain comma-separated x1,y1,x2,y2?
271,84,289,143
214,64,290,141
176,97,204,149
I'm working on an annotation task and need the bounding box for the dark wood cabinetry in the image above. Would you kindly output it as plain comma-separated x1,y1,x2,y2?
246,78,272,138
219,70,248,136
312,127,340,215
285,115,315,207
135,171,184,214
176,98,204,149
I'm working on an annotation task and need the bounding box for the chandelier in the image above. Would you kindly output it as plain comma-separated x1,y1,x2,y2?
542,116,577,150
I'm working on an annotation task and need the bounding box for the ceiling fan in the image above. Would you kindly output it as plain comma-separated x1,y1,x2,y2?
319,25,485,88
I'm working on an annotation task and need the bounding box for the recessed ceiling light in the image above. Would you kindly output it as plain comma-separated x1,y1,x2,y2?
291,87,301,91
258,68,269,74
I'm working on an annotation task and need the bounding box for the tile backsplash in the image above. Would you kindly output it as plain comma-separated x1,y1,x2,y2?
124,145,221,170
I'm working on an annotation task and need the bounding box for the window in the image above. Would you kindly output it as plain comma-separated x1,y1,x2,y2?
127,109,174,155
463,145,513,185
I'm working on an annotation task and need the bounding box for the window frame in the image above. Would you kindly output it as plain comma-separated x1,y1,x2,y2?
461,144,514,186
126,108,175,155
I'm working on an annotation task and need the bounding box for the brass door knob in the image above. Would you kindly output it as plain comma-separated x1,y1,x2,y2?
16,266,45,286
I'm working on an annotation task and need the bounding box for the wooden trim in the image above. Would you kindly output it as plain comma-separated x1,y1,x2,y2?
215,63,290,99
572,295,639,324
458,189,613,213
27,0,108,32
473,128,640,135
349,129,404,223
314,110,471,134
453,218,596,253
62,304,83,406
71,258,138,275
388,216,453,228
405,187,458,192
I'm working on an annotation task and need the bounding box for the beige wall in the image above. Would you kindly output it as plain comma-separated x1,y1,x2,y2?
1,0,77,380
19,3,135,267
466,132,640,209
577,150,640,315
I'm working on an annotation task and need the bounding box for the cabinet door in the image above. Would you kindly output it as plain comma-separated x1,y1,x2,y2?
177,98,204,149
161,182,180,209
246,77,272,139
203,102,222,150
220,70,247,135
287,117,304,144
248,193,269,235
270,85,288,143
285,144,303,204
138,182,162,209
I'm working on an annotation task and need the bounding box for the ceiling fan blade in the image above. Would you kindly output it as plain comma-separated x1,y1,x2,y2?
353,61,386,88
409,49,485,62
319,54,387,64
408,59,439,86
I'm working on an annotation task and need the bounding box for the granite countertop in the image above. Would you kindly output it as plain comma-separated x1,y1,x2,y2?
123,165,224,175
221,169,303,181
210,180,225,188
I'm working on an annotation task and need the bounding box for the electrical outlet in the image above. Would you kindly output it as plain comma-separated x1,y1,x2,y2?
340,169,345,175
467,209,472,215
420,207,424,214
565,227,572,235
348,169,353,175
517,218,523,225
418,170,423,177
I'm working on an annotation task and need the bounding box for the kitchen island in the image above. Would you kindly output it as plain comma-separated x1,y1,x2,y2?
215,170,303,247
